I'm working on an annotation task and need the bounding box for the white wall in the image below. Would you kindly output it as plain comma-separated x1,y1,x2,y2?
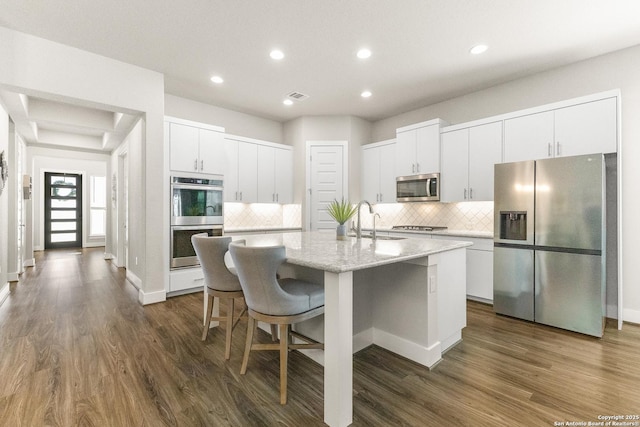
371,44,640,323
283,115,372,228
28,147,108,250
0,104,9,300
109,119,144,282
0,26,166,303
165,94,283,143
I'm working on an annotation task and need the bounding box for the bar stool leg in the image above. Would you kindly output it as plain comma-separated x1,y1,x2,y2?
225,298,235,360
202,294,214,341
279,323,289,404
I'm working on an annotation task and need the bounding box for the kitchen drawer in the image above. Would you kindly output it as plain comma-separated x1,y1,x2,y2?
170,267,205,293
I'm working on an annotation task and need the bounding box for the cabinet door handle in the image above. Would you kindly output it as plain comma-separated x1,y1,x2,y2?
379,193,382,202
412,164,415,174
200,160,204,171
464,188,468,200
235,191,238,201
240,191,242,201
548,143,552,157
469,188,473,200
556,142,561,156
416,163,420,173
276,193,279,202
194,159,198,171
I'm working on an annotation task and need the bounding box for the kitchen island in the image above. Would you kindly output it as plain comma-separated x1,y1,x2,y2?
228,231,471,427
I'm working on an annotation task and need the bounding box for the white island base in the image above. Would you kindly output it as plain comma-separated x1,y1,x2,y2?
223,232,469,427
277,248,467,427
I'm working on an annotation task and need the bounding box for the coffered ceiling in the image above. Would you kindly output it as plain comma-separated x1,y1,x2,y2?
1,0,640,152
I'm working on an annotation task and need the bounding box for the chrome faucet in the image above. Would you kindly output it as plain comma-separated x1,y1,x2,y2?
372,213,381,240
355,200,374,239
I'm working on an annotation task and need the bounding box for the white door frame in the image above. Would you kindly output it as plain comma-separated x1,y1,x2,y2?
305,140,349,231
116,144,129,268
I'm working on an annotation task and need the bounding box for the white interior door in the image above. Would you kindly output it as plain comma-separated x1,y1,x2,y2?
307,142,347,232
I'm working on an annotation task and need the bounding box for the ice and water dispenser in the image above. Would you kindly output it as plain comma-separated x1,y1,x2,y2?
499,211,527,240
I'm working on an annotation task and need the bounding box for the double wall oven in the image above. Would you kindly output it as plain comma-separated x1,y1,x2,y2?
170,173,224,269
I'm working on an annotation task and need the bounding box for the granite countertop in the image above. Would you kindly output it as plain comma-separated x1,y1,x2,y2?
377,228,493,239
229,231,472,274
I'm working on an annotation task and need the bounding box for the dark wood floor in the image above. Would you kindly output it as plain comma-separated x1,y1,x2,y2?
1,247,639,426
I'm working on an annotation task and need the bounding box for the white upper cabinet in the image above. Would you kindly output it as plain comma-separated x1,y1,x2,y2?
504,111,554,163
468,121,503,201
274,148,293,204
362,140,396,203
225,138,258,203
441,129,469,202
441,121,502,202
395,119,446,176
168,120,225,174
554,97,617,157
227,135,292,204
257,145,293,204
504,96,617,162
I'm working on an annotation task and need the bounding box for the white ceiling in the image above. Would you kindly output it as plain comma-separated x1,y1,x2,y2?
2,0,640,152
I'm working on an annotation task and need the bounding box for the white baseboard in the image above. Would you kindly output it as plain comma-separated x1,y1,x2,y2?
353,327,374,354
103,252,114,260
23,258,35,267
373,328,442,369
138,289,166,305
623,308,640,325
7,272,19,282
126,270,142,289
0,283,9,307
84,241,105,248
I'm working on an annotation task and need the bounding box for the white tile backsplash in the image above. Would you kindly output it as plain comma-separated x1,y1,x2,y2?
224,201,492,233
358,201,494,232
224,203,302,229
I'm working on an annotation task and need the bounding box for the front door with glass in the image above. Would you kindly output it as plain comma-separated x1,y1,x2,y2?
44,172,83,249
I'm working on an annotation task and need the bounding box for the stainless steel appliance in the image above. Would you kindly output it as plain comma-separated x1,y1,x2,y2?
171,225,223,269
171,174,224,226
396,173,440,202
493,154,607,337
170,173,224,269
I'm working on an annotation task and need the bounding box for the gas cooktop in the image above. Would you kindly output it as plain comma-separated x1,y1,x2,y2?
392,225,448,232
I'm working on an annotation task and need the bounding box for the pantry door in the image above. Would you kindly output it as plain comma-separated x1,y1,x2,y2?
306,141,348,232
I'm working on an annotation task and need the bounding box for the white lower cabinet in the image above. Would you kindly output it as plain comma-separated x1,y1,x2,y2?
387,232,494,302
435,235,493,302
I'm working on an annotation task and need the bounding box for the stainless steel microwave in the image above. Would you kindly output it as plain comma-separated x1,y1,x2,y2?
396,173,440,202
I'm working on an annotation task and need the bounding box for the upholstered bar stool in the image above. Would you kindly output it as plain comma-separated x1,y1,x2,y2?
191,234,246,360
229,242,324,405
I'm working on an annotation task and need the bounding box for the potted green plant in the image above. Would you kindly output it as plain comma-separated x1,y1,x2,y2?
327,198,357,240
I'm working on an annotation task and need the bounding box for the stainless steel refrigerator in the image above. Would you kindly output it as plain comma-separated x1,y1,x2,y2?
493,154,606,337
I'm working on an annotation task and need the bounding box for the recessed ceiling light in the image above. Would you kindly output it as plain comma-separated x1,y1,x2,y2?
283,99,293,106
270,50,285,60
361,90,372,98
210,75,224,84
357,48,372,59
470,44,488,55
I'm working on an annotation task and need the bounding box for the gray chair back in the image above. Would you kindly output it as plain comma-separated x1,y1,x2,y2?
191,235,242,292
229,243,312,316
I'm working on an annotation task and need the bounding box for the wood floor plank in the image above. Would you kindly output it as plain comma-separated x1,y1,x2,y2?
1,247,639,426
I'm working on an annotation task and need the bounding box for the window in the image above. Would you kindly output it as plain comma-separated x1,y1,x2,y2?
90,176,106,236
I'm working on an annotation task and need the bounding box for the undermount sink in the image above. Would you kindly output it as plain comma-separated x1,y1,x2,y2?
348,234,406,241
